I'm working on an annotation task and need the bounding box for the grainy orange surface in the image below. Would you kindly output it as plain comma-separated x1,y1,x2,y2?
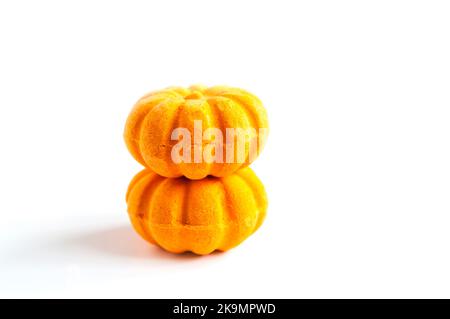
126,167,267,255
124,85,269,179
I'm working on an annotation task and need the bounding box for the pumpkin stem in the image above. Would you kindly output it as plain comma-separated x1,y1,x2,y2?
185,91,203,100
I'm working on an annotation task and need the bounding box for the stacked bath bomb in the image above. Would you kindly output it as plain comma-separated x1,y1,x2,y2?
124,85,269,255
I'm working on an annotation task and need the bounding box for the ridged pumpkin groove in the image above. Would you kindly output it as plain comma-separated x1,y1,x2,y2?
124,85,269,180
126,167,268,255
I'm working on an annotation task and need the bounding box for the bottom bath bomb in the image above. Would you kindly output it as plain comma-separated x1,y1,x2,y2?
126,167,267,255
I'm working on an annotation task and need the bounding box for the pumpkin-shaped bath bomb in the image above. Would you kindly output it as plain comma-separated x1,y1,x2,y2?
124,85,269,180
126,167,267,255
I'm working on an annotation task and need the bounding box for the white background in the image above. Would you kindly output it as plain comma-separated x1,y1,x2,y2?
1,0,450,298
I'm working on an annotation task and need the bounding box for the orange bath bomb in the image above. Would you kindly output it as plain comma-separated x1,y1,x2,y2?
124,85,269,180
126,167,267,255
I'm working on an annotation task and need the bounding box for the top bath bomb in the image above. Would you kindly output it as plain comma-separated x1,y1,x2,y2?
124,85,269,179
